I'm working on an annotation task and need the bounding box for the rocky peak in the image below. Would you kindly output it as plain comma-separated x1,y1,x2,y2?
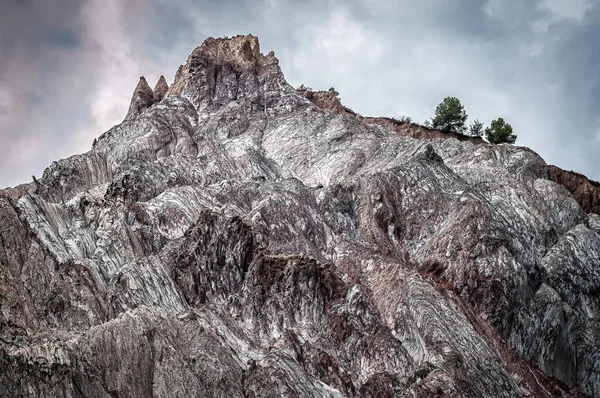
1,34,599,397
189,34,277,74
125,76,155,120
153,75,169,101
167,34,282,110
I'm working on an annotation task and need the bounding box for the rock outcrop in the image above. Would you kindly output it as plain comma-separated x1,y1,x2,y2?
125,76,156,120
549,165,600,215
0,34,598,397
153,75,169,102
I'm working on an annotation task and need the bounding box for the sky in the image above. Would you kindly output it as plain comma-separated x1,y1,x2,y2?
1,0,599,188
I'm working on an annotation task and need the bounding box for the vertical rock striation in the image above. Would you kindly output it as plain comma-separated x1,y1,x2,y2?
0,34,597,397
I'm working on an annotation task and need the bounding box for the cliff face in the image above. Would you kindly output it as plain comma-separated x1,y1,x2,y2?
549,165,600,215
0,34,599,397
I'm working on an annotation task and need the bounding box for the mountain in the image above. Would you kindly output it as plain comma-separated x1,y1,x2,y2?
1,34,599,397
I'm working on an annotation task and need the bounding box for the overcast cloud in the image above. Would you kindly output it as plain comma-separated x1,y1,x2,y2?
1,0,599,188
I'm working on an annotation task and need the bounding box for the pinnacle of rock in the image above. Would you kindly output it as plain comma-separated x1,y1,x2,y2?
167,34,281,103
153,75,169,101
194,34,273,73
125,76,155,120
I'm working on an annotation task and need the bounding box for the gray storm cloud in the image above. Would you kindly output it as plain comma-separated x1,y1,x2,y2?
1,0,598,188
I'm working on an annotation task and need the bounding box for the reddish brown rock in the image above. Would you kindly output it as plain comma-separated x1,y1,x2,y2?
297,89,486,143
549,165,600,214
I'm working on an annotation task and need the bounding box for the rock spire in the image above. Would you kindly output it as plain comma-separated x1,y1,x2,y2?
125,76,155,120
153,75,169,101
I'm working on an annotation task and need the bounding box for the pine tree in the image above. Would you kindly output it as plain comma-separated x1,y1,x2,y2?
469,119,484,137
431,97,468,134
485,118,517,144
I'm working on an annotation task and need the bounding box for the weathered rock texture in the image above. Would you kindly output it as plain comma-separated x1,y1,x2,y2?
549,165,600,215
153,75,169,102
125,76,156,120
1,34,598,397
299,90,600,219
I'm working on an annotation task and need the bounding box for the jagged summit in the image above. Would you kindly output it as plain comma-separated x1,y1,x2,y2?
184,34,277,74
167,34,281,109
124,75,170,120
1,34,599,397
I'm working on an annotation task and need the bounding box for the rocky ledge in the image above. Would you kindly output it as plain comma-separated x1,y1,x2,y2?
0,34,598,397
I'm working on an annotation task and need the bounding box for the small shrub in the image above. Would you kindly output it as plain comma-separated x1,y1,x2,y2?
469,119,484,137
328,87,340,97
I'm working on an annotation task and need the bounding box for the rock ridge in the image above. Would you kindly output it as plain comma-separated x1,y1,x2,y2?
297,89,487,144
298,89,598,217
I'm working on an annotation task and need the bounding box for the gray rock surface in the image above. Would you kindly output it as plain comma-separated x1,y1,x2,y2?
0,34,597,397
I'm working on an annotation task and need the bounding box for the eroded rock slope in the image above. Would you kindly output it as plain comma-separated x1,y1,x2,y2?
549,165,600,216
1,34,598,397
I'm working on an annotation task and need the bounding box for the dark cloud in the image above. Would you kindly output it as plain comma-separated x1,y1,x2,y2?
0,0,91,188
0,0,152,188
1,0,599,188
41,26,81,49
